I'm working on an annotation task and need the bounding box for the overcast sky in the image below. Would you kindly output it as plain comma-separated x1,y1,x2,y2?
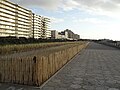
10,0,120,40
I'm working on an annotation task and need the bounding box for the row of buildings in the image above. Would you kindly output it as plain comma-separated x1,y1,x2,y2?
51,29,80,40
0,0,80,40
0,0,50,39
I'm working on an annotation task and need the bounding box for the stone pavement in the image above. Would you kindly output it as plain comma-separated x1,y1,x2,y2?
1,42,120,90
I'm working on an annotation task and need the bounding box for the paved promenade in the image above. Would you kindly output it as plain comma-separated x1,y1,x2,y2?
1,42,120,90
41,42,120,90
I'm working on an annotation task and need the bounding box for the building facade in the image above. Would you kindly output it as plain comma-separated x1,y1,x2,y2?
51,30,62,39
74,34,80,40
41,17,50,39
0,0,50,39
51,30,59,39
32,14,51,39
51,30,68,39
64,29,80,40
32,14,42,39
51,29,80,40
60,31,68,39
64,29,75,40
0,0,32,38
46,30,51,39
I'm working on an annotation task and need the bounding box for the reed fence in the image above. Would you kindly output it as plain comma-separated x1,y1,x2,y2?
0,42,88,86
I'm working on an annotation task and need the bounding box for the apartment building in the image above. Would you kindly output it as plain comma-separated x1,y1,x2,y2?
41,17,50,39
16,5,32,38
0,0,16,37
51,29,80,40
51,30,62,39
0,0,51,39
51,30,59,39
46,30,51,39
64,29,74,40
32,14,42,39
64,29,80,40
51,30,68,39
0,0,32,38
32,15,51,39
74,34,80,40
60,31,68,39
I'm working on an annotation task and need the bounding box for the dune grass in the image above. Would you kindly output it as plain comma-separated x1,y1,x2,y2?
0,42,85,55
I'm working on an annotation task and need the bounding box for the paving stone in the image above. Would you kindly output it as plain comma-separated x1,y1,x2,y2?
96,87,108,90
54,87,67,90
108,88,119,90
41,86,54,90
83,85,96,90
70,84,81,89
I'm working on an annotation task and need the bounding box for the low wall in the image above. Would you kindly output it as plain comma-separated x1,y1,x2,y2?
0,43,88,86
98,42,120,49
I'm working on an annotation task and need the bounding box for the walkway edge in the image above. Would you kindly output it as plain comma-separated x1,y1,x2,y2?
38,43,89,89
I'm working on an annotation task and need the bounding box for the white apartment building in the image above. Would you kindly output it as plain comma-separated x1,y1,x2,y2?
51,30,68,39
32,14,51,39
16,5,32,38
51,30,59,39
0,0,17,37
32,14,42,39
46,30,51,38
0,0,51,39
41,17,50,39
0,0,32,38
23,15,51,39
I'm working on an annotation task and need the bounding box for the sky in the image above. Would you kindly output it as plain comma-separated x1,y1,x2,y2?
10,0,120,40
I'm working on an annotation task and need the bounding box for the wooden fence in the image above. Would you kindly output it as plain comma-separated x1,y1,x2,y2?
0,43,88,86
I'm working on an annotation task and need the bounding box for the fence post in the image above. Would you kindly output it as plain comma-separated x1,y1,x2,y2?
32,56,37,86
